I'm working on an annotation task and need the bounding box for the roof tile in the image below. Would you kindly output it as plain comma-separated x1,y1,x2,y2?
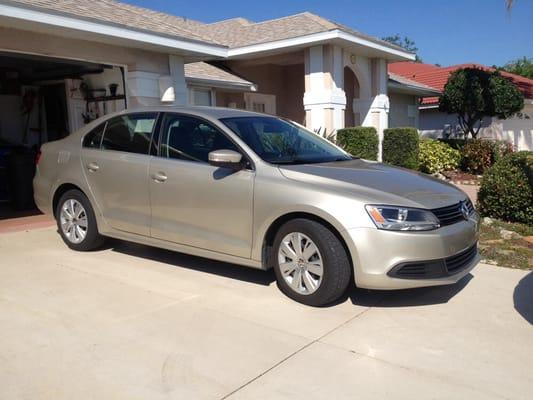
389,61,533,104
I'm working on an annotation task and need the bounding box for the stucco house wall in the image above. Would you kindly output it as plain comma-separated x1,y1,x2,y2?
388,93,418,128
419,104,532,151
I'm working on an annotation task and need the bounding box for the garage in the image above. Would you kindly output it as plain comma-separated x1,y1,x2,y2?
0,51,126,219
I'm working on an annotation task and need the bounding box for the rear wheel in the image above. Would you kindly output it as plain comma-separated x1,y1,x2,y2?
272,219,352,306
56,189,104,251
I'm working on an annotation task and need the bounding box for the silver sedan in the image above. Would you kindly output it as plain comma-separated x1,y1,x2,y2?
34,107,480,306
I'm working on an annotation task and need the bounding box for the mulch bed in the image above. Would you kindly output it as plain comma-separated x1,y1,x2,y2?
442,170,482,185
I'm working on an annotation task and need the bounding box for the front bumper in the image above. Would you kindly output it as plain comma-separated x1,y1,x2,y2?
345,212,480,290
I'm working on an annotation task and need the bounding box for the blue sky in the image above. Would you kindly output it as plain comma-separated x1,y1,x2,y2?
125,0,532,67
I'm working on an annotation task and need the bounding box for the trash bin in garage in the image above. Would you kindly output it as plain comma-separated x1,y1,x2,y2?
0,147,12,203
7,147,37,211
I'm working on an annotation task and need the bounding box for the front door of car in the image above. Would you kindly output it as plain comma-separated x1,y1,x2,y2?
81,112,158,236
149,113,254,258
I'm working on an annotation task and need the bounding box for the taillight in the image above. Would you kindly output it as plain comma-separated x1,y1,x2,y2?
35,150,42,165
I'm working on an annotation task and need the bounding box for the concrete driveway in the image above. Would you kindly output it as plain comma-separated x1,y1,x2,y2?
1,227,531,400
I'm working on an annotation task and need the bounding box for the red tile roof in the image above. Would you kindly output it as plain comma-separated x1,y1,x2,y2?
389,62,533,105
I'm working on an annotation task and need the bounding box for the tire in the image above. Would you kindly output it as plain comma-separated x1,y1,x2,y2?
272,218,352,306
56,189,105,251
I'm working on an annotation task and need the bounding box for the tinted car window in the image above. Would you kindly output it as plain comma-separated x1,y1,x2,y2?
161,114,238,163
82,122,106,149
101,113,157,155
221,116,351,164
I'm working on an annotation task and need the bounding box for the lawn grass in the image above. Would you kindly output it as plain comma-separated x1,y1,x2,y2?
479,218,533,270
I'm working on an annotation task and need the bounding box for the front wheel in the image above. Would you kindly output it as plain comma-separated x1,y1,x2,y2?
272,219,352,306
56,189,104,251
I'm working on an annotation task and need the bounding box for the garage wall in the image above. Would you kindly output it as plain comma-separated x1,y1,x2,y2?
0,27,170,74
0,27,189,108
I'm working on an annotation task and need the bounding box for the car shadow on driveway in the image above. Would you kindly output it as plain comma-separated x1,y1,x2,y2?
109,240,474,308
339,274,474,308
513,272,533,325
110,240,276,286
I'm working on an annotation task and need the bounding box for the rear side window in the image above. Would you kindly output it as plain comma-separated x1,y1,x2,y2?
101,113,157,155
82,122,106,149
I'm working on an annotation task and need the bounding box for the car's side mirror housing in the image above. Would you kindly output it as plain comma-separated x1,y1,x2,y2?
208,149,244,170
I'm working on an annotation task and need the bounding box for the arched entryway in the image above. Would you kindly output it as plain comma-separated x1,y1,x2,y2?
344,66,360,128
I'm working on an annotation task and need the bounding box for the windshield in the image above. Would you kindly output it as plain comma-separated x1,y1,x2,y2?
220,116,352,165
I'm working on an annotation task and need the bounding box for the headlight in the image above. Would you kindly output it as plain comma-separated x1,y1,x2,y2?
365,205,440,231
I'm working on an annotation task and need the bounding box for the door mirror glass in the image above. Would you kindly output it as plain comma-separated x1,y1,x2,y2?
208,149,243,170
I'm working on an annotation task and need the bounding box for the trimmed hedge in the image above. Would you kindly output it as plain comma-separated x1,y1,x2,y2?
477,151,533,225
382,127,419,169
419,139,461,174
336,127,378,160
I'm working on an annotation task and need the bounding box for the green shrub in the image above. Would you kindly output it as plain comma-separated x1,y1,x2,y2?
461,139,493,174
382,127,419,169
336,126,378,160
418,139,461,174
438,138,468,150
477,151,533,225
491,140,514,163
461,139,514,174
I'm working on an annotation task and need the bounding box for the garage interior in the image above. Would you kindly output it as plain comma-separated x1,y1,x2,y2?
0,52,127,220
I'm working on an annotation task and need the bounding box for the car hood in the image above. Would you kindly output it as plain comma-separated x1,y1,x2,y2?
278,159,467,209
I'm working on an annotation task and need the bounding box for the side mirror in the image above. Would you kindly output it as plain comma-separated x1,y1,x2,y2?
208,149,244,170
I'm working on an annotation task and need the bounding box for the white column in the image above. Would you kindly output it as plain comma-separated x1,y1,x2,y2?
354,58,389,161
303,45,346,136
168,54,188,106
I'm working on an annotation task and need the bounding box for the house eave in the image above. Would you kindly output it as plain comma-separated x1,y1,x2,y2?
388,81,441,97
0,1,228,58
186,77,257,92
227,30,416,61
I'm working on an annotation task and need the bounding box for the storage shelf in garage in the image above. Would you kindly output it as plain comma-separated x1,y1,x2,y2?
85,95,125,103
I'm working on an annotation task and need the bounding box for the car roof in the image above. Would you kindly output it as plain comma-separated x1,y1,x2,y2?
117,106,271,120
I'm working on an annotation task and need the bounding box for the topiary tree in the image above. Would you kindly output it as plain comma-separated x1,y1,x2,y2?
477,151,533,225
382,127,419,169
439,68,524,138
336,127,378,160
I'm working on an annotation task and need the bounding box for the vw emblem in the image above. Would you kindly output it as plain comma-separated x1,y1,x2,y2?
460,201,470,220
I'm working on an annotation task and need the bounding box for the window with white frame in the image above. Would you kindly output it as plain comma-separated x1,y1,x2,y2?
190,88,213,106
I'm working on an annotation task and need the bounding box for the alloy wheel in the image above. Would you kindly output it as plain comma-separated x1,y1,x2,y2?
60,199,88,244
277,232,324,295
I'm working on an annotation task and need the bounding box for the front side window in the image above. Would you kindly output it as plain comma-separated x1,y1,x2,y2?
101,113,157,155
221,116,351,164
160,114,238,163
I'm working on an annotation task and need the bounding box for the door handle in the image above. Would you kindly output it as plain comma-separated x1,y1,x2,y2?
152,171,167,183
87,162,99,172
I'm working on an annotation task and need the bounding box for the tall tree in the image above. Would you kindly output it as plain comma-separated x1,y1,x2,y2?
501,57,533,79
382,35,422,62
439,68,524,138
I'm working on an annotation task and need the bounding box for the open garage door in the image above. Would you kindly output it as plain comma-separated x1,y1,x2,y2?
0,52,127,220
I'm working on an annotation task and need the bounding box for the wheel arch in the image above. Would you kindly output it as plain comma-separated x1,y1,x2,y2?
52,183,86,218
260,211,354,273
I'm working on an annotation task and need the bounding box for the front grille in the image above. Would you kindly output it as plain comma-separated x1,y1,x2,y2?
431,199,474,226
388,243,478,279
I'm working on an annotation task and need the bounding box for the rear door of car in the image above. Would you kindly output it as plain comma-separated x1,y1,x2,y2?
81,112,159,236
148,112,255,257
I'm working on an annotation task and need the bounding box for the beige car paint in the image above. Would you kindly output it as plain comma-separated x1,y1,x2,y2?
34,106,479,290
